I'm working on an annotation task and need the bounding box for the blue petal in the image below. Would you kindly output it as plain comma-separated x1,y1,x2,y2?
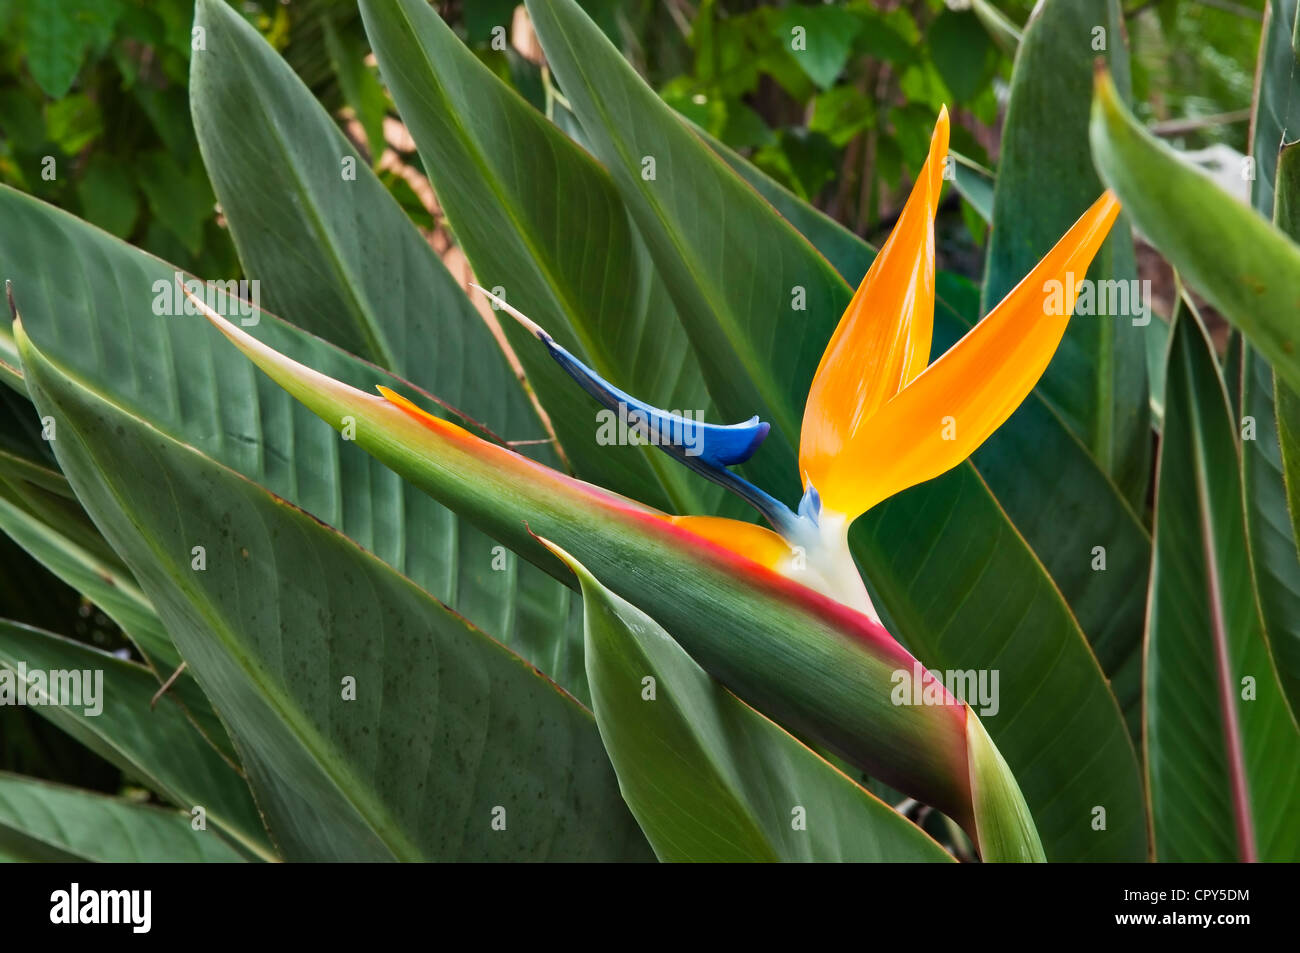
542,337,769,468
473,284,798,534
797,482,822,525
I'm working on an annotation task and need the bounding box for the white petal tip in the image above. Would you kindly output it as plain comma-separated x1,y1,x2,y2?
469,284,550,342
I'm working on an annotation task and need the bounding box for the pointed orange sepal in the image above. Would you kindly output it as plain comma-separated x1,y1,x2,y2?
813,190,1122,518
800,108,949,508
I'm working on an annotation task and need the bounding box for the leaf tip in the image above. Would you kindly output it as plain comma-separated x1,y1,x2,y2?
531,530,594,586
1091,59,1121,116
179,276,236,337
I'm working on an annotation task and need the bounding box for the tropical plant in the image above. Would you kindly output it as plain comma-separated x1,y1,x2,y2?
0,0,1295,863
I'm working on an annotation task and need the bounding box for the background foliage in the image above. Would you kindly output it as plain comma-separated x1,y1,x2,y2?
0,0,1260,275
0,0,1280,858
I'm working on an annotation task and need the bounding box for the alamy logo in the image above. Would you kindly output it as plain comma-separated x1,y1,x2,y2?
152,271,260,326
1042,274,1152,326
596,402,706,457
890,661,1000,717
0,664,103,716
50,883,151,933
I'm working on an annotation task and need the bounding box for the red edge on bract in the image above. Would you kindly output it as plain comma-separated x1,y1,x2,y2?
380,385,966,718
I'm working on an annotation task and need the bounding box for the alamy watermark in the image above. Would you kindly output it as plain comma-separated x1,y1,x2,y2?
50,884,150,933
1043,274,1152,326
0,664,103,716
596,402,706,457
891,661,1000,717
153,271,260,326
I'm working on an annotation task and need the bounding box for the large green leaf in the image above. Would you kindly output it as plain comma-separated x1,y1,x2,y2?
190,0,554,460
358,0,736,519
0,383,138,579
0,309,23,393
0,402,132,576
15,325,651,862
692,125,871,286
0,437,64,498
1241,1,1300,724
1240,350,1300,722
0,384,64,494
1250,0,1300,218
1145,307,1300,862
0,483,241,767
0,186,586,701
528,0,1145,861
0,620,269,859
0,465,82,549
1278,377,1300,585
0,491,177,672
1090,70,1300,396
0,771,248,862
544,537,955,862
984,0,1148,507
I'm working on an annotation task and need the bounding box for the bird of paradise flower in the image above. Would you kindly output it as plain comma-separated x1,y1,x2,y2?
367,108,1121,623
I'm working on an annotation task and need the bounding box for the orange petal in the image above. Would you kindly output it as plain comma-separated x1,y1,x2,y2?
800,107,949,504
668,515,794,571
812,191,1122,519
377,384,475,440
